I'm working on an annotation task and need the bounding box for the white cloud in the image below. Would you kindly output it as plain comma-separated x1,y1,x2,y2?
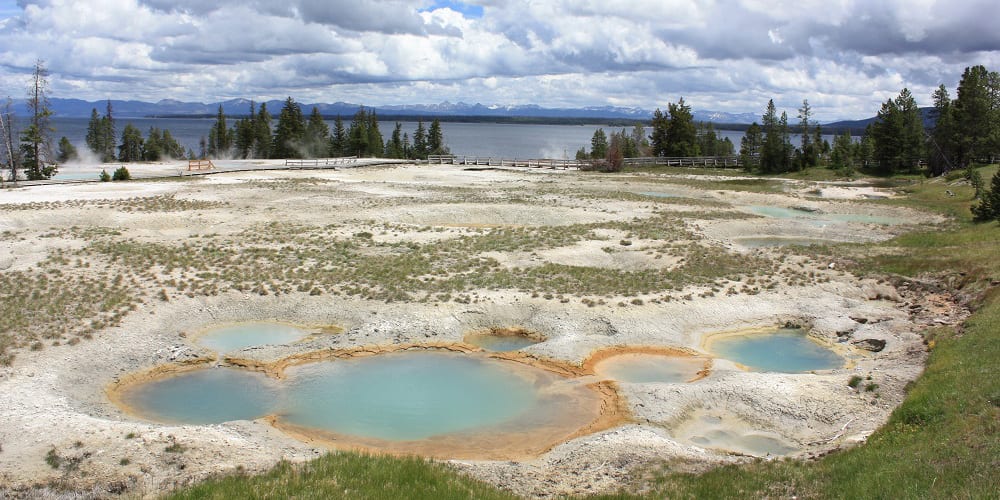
0,0,998,120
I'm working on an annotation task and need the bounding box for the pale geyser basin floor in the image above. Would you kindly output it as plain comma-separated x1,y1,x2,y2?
0,165,940,497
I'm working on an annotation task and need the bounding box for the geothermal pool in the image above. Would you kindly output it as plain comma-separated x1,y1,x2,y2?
593,353,705,383
733,236,836,248
464,332,541,351
115,350,609,457
708,328,843,373
116,368,280,424
748,205,902,225
196,323,310,353
674,413,799,456
282,352,540,440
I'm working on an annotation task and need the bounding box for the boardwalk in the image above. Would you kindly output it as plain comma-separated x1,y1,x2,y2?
284,156,358,169
623,156,742,168
427,155,583,169
428,154,743,169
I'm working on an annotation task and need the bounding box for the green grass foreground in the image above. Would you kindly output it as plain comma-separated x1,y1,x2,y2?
167,453,517,500
166,168,999,500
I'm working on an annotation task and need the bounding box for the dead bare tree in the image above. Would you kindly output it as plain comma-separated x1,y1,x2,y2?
0,98,18,185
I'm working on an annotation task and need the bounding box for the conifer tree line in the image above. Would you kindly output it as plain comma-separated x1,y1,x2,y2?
738,65,1000,177
84,103,187,163
207,97,449,160
578,98,735,168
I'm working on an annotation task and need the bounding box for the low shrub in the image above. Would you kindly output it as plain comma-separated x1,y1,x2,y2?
112,166,131,181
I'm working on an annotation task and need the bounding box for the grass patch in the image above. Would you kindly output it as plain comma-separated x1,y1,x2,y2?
166,452,517,500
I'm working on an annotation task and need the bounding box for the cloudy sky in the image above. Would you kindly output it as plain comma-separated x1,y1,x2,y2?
0,0,998,120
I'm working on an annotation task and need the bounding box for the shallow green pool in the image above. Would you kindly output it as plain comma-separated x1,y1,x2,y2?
118,368,281,424
709,328,843,373
464,333,540,351
734,237,834,248
748,205,902,225
282,352,539,440
196,322,309,353
594,353,704,383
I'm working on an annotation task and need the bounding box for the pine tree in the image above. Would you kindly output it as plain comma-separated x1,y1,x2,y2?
208,105,233,157
619,127,638,158
897,88,925,172
590,129,608,159
971,169,1000,222
631,123,649,156
102,100,116,163
348,107,370,157
85,108,103,156
953,65,1000,167
664,98,698,157
273,97,306,159
161,129,185,159
412,120,428,159
85,101,116,162
759,100,785,173
304,106,329,158
428,119,448,155
779,111,793,172
830,131,855,173
56,137,78,163
118,124,144,162
21,60,56,180
143,127,163,161
697,122,718,156
650,108,668,156
366,110,383,157
870,88,925,174
928,85,957,175
233,101,257,159
254,103,272,159
797,99,818,169
739,122,762,171
329,115,347,157
386,122,405,159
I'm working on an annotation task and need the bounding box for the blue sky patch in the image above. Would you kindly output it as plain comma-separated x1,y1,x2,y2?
422,1,484,19
0,0,20,19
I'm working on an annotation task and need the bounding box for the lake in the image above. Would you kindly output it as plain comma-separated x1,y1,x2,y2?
49,117,841,160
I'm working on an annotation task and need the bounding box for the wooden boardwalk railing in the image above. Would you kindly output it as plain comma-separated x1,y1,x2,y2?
427,155,582,169
187,159,215,171
427,155,743,169
285,156,358,168
623,156,742,168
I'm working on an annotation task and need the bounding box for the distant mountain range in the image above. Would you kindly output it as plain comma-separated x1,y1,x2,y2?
823,108,936,132
7,97,764,124
8,97,925,128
